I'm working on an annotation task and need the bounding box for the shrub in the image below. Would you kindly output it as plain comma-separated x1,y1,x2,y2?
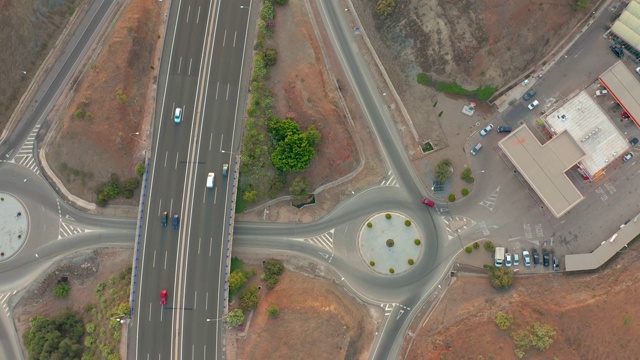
267,305,279,317
260,0,275,21
417,73,434,86
448,194,456,202
135,162,145,178
367,222,373,228
389,268,395,274
122,177,141,199
227,309,245,327
414,239,421,245
264,259,284,277
54,283,70,298
375,0,396,15
96,282,107,294
240,285,259,311
385,213,392,219
496,312,513,330
461,188,469,196
274,0,288,4
465,246,473,253
511,322,556,355
75,108,86,119
408,259,414,265
484,264,513,289
473,242,480,249
370,261,375,266
228,270,248,297
461,168,475,183
262,48,277,67
438,111,443,117
434,159,453,183
484,241,495,252
266,276,279,290
404,220,411,226
386,239,395,247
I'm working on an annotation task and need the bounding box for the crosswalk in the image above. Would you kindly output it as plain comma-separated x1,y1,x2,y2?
0,290,17,317
59,220,88,239
11,124,40,174
380,171,399,187
299,229,334,252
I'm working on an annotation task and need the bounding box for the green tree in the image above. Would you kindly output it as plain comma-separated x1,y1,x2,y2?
227,309,245,326
54,283,70,298
511,322,556,354
264,259,285,277
122,177,141,199
228,270,248,296
24,310,85,360
262,48,278,67
375,0,396,15
267,305,279,317
496,312,513,330
268,117,301,143
484,264,513,289
304,125,321,147
240,285,260,311
289,176,310,200
243,189,258,204
135,162,145,178
271,133,315,171
266,276,279,290
434,159,453,183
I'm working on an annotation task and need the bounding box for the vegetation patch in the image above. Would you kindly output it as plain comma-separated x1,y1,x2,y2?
421,141,434,153
483,264,513,289
460,168,475,183
417,73,498,101
434,159,453,183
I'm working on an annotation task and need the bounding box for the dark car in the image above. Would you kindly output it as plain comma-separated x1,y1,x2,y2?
630,138,639,146
553,257,560,271
172,215,180,229
532,249,540,265
543,251,550,267
523,89,537,101
497,126,512,133
161,211,168,227
610,45,624,58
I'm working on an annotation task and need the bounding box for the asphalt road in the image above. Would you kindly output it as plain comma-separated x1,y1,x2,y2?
131,0,254,358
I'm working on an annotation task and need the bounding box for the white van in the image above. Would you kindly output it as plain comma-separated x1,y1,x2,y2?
206,172,215,188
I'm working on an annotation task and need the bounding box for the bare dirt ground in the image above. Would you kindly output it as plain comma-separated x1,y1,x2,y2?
45,0,166,206
0,0,80,133
12,248,133,358
227,255,378,360
237,0,386,223
404,243,640,359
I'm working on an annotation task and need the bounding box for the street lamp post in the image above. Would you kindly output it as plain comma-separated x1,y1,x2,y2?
21,71,33,79
129,132,143,143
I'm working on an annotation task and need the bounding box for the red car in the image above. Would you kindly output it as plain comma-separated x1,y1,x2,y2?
160,290,168,305
421,197,435,207
622,112,630,119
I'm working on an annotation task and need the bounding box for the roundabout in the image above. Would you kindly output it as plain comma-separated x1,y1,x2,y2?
0,192,29,262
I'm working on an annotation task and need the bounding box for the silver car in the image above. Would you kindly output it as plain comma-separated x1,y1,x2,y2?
479,124,494,137
527,100,539,110
522,250,531,267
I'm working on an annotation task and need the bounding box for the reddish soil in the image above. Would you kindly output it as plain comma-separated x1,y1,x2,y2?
45,0,166,205
228,261,377,360
405,245,640,359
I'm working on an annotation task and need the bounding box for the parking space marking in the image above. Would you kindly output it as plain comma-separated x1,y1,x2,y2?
604,182,616,194
523,223,532,239
595,187,608,202
535,224,544,238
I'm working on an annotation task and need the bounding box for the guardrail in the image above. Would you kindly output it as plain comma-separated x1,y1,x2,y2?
222,155,241,314
129,157,151,316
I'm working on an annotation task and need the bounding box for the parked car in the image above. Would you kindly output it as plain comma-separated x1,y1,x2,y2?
172,215,180,229
161,211,168,227
222,163,229,176
622,111,630,119
160,290,168,305
623,152,634,162
532,249,540,265
527,100,539,110
470,143,482,155
497,126,512,133
421,197,435,207
174,107,182,124
610,45,624,58
505,253,512,267
595,89,608,96
636,67,640,75
480,124,494,137
513,253,520,266
553,257,560,271
522,250,531,267
630,138,639,146
543,251,550,267
523,89,537,101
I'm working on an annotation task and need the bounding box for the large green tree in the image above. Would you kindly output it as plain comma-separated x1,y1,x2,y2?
24,310,84,360
227,309,245,327
240,285,260,311
271,133,315,171
228,270,248,295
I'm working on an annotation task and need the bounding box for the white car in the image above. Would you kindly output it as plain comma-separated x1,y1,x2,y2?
522,250,531,267
527,100,539,110
479,124,494,137
636,67,640,76
206,172,215,188
623,152,634,162
174,107,182,124
513,253,520,266
505,253,512,267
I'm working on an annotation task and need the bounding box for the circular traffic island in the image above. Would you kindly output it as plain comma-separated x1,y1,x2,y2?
0,193,29,262
358,212,424,275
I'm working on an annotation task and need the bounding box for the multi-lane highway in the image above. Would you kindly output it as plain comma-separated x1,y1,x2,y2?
131,0,254,358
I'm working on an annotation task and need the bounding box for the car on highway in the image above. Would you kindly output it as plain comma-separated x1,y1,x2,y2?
527,100,539,110
630,138,639,146
222,164,229,176
421,197,435,207
206,172,215,188
523,89,536,101
172,215,180,229
479,124,494,137
174,107,182,124
532,249,540,265
543,250,550,267
470,143,482,155
623,152,634,162
522,250,531,267
610,45,624,58
160,290,168,305
161,211,168,227
513,253,519,266
553,257,560,271
505,253,512,267
497,126,512,133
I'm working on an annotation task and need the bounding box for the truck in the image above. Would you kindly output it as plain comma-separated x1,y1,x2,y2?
494,247,505,267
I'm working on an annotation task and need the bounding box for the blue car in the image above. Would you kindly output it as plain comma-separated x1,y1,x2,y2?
172,215,180,229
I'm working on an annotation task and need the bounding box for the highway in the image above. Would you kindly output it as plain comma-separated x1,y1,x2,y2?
131,0,254,358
